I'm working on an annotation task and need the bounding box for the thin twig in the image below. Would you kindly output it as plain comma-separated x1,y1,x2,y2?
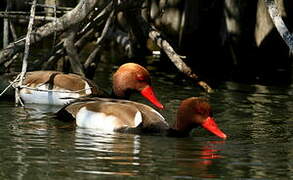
0,13,56,22
64,27,85,76
0,74,21,96
75,29,95,48
3,0,12,48
84,47,100,70
26,2,73,11
3,18,9,48
0,11,67,15
3,11,9,48
16,0,37,106
19,85,92,93
41,47,64,70
96,9,115,44
149,29,212,92
51,0,57,53
128,14,213,93
40,40,64,69
3,37,26,50
4,53,19,68
9,22,18,41
80,1,113,35
83,2,116,75
264,0,293,53
39,1,107,70
17,96,25,107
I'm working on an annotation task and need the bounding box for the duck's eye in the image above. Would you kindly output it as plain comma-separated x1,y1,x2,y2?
136,74,151,84
136,74,146,81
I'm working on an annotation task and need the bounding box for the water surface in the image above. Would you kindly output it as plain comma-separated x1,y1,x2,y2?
0,64,293,179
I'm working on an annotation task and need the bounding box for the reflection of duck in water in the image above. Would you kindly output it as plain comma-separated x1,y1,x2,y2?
57,97,227,139
74,129,142,176
14,63,164,109
175,141,225,178
199,141,224,165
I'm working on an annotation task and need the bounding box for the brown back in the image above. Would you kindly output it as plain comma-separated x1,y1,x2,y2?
58,97,169,132
24,71,107,97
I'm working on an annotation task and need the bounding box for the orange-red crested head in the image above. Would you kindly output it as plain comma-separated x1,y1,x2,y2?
176,97,227,139
113,63,164,109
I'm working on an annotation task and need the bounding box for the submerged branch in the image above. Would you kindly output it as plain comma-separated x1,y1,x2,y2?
132,15,213,93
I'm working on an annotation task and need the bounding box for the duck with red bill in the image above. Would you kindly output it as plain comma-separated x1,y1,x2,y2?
14,63,164,107
57,97,227,139
140,85,164,109
113,63,164,109
201,117,227,139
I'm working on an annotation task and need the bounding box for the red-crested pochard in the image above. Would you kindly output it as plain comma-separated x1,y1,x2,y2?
112,63,163,109
18,71,106,105
56,97,227,139
18,63,163,108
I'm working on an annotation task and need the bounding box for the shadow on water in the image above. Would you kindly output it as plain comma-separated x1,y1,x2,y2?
0,63,293,179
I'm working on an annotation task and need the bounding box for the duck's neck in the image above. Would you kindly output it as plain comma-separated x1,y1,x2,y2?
110,90,118,98
111,88,135,100
166,120,194,137
166,128,190,137
110,90,129,100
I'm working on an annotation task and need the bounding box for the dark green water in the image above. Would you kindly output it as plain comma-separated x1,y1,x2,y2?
0,63,293,179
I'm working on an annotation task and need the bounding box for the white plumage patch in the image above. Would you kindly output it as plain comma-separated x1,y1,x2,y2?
134,111,142,127
20,84,81,105
76,107,118,131
84,81,92,95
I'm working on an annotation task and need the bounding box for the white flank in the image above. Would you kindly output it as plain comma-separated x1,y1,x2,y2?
134,111,142,127
76,107,117,131
84,81,92,95
20,84,81,105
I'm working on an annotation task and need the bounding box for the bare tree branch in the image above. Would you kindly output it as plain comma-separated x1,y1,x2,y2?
64,27,85,76
264,0,293,52
111,29,131,57
129,14,213,93
16,0,37,106
26,2,73,11
0,12,56,22
3,0,12,48
9,22,18,41
0,0,100,66
96,9,115,45
80,1,113,35
84,47,100,70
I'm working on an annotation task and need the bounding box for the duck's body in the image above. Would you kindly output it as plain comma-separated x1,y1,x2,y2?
57,97,227,139
19,71,107,105
57,97,168,133
16,63,163,108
